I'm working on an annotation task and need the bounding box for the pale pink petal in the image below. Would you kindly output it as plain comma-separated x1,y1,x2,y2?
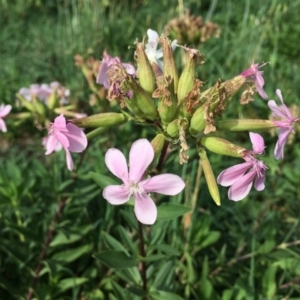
134,193,157,225
228,170,256,201
0,119,7,132
141,174,185,195
129,139,154,182
54,114,68,132
45,135,58,155
65,123,88,152
256,83,268,100
275,89,294,119
122,63,135,75
96,61,110,89
55,130,70,149
65,149,74,171
254,169,265,191
146,29,159,51
0,104,12,117
255,72,265,87
249,132,265,154
274,128,291,159
105,148,129,183
103,185,130,205
268,100,288,119
217,161,253,186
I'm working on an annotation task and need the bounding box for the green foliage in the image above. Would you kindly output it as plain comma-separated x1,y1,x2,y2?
1,0,300,299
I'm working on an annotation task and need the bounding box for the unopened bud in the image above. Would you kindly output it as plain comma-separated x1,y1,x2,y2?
135,42,156,94
16,93,36,112
217,119,276,131
70,112,127,128
201,137,246,157
160,36,178,93
127,77,157,120
166,119,180,137
48,90,59,110
198,149,221,206
151,133,165,162
177,48,204,104
189,104,206,136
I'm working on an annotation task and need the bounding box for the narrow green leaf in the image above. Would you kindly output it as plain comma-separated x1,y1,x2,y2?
94,250,138,269
150,290,185,300
157,203,191,221
51,244,93,263
89,172,118,189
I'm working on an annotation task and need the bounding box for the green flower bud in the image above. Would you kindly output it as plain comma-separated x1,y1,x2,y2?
166,119,180,137
201,137,246,158
151,133,165,162
71,112,127,128
127,77,158,120
135,42,156,94
16,93,36,112
198,149,221,206
160,36,179,93
177,48,204,104
217,119,276,131
189,104,206,136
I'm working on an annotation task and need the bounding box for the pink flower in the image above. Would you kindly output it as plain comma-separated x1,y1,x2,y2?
217,133,267,201
268,89,300,159
240,62,268,99
45,114,88,171
103,139,185,225
0,104,12,132
96,51,135,89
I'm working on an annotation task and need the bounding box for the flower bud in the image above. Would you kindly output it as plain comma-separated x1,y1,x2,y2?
217,119,276,131
177,48,204,104
160,36,178,93
127,77,158,120
201,137,246,157
198,149,221,206
189,104,206,136
151,133,165,162
166,119,180,137
16,93,36,112
135,42,156,94
70,112,127,128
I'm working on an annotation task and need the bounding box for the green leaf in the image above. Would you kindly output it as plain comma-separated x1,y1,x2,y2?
101,231,129,254
262,266,277,298
55,277,89,294
157,203,191,221
89,172,118,189
94,250,138,269
150,244,180,256
51,244,93,263
150,291,185,300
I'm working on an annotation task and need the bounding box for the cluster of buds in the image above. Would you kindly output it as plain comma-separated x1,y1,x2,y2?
50,29,300,204
165,10,220,45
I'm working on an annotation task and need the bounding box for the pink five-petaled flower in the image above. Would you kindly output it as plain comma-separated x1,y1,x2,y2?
45,114,88,171
96,51,135,89
240,62,268,99
217,132,267,201
268,89,300,159
0,104,12,132
102,139,185,225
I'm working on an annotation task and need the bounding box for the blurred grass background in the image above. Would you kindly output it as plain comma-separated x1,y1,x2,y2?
1,0,300,299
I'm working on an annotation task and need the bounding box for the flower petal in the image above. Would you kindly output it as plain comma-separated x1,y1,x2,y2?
268,100,288,119
254,168,265,191
65,149,74,171
105,148,129,183
54,114,68,132
0,118,7,132
228,170,257,201
134,193,157,225
275,89,294,119
141,174,185,195
217,161,253,187
249,132,265,155
55,130,70,149
274,127,291,159
65,123,88,152
0,104,12,117
45,135,58,155
96,60,110,89
129,139,154,182
103,185,130,205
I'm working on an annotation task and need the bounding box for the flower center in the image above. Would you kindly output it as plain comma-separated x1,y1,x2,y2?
127,181,144,197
